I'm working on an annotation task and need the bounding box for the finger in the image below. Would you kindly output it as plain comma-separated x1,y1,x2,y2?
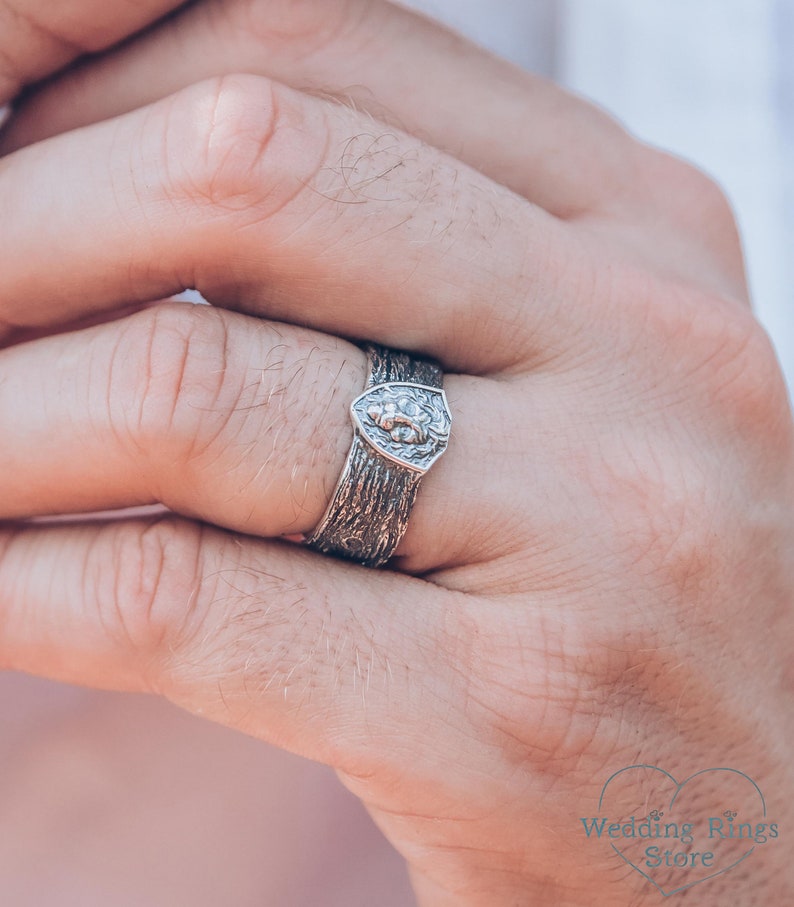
0,75,585,373
1,1,748,300
0,303,510,571
0,515,504,781
0,0,185,105
1,0,639,219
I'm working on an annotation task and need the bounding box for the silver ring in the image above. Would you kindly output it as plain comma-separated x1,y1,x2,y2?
305,344,452,567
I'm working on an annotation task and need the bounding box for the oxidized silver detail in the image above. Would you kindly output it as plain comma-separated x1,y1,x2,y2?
352,382,451,473
304,344,451,568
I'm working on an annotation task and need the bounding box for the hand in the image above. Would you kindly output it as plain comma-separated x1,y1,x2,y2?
1,1,792,903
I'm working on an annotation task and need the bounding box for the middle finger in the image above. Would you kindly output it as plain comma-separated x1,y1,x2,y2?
2,0,634,219
1,74,588,374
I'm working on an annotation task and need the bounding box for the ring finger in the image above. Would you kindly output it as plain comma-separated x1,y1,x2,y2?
0,302,524,572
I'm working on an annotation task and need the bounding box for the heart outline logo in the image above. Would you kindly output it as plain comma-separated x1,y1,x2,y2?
596,764,767,897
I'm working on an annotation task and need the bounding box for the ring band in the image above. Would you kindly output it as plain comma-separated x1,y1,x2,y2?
305,344,452,567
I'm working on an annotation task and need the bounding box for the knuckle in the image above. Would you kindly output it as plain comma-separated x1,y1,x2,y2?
694,175,737,231
685,166,738,229
666,292,786,431
159,74,315,218
592,316,790,614
616,270,788,439
232,0,369,56
634,149,743,256
163,74,278,210
611,449,723,608
109,305,234,464
96,518,207,659
582,285,793,621
700,311,789,429
656,152,737,221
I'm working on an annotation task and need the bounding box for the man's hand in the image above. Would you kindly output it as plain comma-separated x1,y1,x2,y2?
0,2,792,904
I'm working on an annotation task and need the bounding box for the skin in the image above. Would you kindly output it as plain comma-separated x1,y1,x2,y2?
0,1,792,903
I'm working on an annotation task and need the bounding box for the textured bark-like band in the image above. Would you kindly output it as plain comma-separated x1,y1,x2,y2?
367,344,443,389
305,344,448,568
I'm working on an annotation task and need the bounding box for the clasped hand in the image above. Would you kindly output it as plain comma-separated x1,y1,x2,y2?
0,2,792,903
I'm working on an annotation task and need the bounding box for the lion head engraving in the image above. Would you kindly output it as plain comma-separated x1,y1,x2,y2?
366,395,431,445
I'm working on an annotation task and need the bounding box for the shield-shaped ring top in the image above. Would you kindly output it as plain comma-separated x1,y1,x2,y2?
351,382,452,474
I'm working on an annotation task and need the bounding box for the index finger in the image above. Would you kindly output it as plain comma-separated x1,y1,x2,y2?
0,0,185,104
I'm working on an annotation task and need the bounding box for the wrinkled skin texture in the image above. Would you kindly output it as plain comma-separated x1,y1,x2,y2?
0,1,792,904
